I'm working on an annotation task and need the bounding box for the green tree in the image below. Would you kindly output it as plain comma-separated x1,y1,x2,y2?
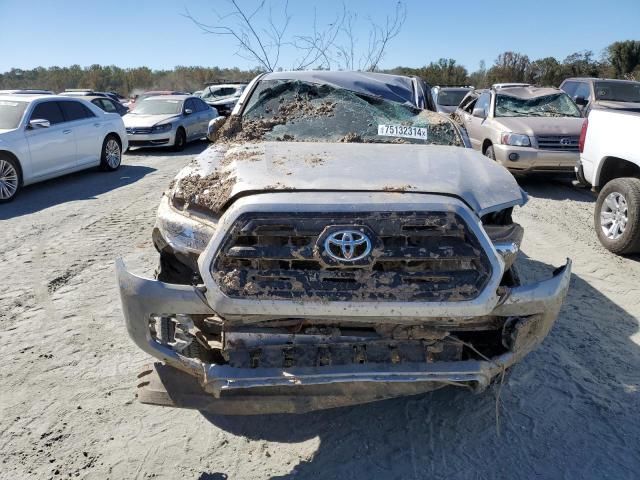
607,40,640,78
487,52,530,84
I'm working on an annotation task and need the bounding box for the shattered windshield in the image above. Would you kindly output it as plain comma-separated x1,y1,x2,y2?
495,93,581,118
437,90,469,107
217,80,462,146
594,81,640,102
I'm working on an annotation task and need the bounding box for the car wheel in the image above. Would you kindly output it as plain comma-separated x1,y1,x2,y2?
99,135,122,171
484,145,495,160
594,177,640,255
173,128,186,152
0,156,20,203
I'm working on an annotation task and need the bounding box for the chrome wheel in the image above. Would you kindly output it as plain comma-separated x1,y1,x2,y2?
0,159,18,200
600,192,628,240
105,139,121,168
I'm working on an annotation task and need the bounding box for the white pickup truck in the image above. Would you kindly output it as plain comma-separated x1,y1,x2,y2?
578,109,640,254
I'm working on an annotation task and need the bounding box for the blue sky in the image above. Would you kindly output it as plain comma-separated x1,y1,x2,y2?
0,0,638,73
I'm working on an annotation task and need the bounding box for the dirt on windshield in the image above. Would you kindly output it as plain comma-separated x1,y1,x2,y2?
214,95,337,144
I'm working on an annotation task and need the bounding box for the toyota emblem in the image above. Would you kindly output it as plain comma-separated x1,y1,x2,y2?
324,230,372,262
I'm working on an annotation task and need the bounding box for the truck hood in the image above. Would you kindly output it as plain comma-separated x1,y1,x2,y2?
494,117,584,136
174,142,526,217
123,113,180,128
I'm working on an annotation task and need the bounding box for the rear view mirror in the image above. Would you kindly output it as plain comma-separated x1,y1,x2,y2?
574,96,588,107
184,108,193,115
28,118,51,129
472,106,487,118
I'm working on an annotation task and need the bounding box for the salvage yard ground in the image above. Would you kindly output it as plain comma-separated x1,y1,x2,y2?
1,142,639,479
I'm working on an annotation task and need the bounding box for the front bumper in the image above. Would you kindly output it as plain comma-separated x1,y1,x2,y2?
116,258,571,413
126,130,176,148
493,144,578,173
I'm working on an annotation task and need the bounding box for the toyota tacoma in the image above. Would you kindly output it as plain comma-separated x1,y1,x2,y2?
116,71,571,414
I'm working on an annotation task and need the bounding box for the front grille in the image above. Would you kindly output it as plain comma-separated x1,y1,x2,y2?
212,212,492,302
536,135,579,151
126,127,153,134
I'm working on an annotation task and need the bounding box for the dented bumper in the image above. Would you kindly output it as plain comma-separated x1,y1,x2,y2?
116,258,571,413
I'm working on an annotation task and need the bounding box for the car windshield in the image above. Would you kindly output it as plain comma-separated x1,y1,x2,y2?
437,90,469,107
217,80,462,146
594,81,640,103
0,100,28,129
131,98,183,115
495,93,581,118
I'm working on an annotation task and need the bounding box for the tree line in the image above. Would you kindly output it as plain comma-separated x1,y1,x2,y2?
389,40,640,88
1,40,638,96
0,65,261,96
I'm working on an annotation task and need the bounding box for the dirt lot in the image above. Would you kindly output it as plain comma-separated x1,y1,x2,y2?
1,142,639,480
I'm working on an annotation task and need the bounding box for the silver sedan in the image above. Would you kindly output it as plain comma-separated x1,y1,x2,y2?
123,95,219,151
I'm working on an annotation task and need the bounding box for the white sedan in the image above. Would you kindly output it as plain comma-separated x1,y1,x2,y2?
0,94,128,203
124,95,219,151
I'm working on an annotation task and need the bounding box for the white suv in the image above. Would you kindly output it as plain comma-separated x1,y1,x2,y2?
0,95,128,202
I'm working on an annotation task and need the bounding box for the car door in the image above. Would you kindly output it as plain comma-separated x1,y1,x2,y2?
59,100,101,167
194,98,213,136
465,92,491,150
24,100,77,179
182,99,200,140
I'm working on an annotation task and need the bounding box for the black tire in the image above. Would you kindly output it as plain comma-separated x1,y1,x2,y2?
0,155,21,203
173,128,186,152
99,135,122,171
484,144,495,160
594,177,640,255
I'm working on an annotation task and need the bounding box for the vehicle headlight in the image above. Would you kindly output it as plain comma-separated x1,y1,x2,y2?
156,195,217,254
501,132,531,147
153,122,173,133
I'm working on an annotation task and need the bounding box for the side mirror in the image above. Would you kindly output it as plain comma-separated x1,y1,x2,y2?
207,116,227,142
184,108,193,115
472,106,487,118
28,118,51,129
574,96,588,107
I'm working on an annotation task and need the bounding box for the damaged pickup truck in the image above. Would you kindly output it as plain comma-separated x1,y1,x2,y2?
117,71,571,414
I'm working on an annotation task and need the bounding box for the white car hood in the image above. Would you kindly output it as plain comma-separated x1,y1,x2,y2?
174,141,527,217
123,113,180,128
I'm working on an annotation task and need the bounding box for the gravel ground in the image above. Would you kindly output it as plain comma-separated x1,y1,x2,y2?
1,144,639,480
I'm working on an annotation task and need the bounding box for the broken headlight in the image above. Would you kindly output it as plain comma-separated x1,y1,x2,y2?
156,194,217,254
501,132,531,147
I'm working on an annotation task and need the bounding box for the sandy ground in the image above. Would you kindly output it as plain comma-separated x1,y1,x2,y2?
1,143,639,480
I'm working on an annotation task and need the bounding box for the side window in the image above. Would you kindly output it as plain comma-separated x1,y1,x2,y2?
195,99,210,112
561,81,577,96
574,82,591,100
461,95,478,113
100,99,118,113
475,93,491,113
184,99,196,112
60,101,95,121
30,101,65,125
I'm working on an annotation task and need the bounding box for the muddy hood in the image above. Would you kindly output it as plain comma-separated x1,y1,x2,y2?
494,117,583,136
176,142,527,216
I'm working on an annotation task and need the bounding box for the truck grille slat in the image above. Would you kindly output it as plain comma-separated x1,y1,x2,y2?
213,212,492,302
